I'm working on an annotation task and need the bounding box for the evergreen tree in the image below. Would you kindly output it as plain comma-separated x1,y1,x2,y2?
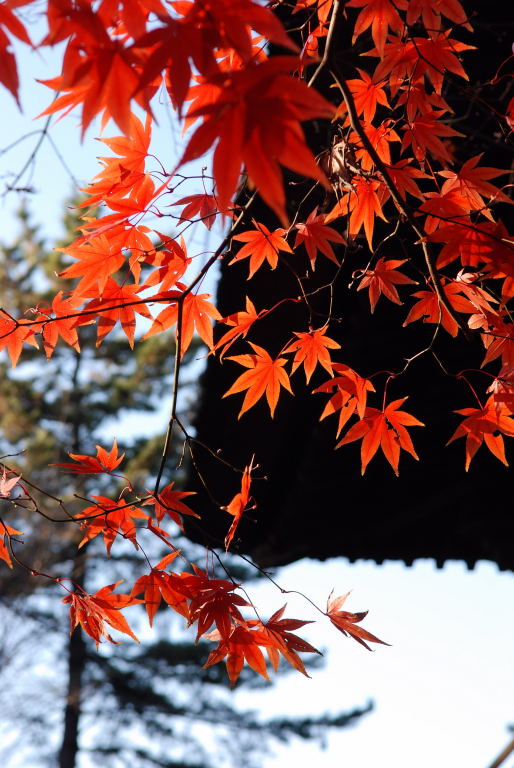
0,203,371,768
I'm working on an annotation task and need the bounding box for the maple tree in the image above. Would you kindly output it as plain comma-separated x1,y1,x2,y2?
1,0,513,710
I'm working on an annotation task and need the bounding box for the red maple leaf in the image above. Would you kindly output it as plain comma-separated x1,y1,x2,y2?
314,363,375,437
173,193,223,230
183,569,250,643
63,581,139,647
326,591,389,650
356,257,416,312
130,552,191,626
339,69,390,123
337,397,424,475
401,109,464,164
39,36,150,136
0,0,32,104
251,604,320,677
372,34,473,97
438,154,512,215
406,0,471,36
203,625,269,688
446,395,514,470
403,282,477,337
431,220,507,270
349,119,400,171
180,56,334,224
293,207,345,269
134,0,296,114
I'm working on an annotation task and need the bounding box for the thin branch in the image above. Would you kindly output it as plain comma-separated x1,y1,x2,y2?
330,67,471,337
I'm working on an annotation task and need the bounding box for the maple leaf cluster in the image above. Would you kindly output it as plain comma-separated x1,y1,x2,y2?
1,444,386,686
1,0,513,683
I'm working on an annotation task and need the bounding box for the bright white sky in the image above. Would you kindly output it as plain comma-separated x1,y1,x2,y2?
1,36,513,768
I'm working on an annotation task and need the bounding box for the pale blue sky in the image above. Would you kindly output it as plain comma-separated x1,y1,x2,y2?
1,36,513,768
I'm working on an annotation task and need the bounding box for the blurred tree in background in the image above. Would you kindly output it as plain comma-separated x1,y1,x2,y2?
0,204,371,768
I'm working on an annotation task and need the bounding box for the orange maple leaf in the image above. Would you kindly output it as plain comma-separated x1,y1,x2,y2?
326,591,389,650
438,154,512,216
141,235,191,292
58,234,126,295
326,177,389,250
337,397,424,475
214,297,263,359
144,483,199,529
53,439,125,475
230,221,293,279
477,315,514,369
403,282,477,337
143,289,222,356
0,313,38,367
487,365,514,413
0,521,23,569
76,496,148,555
224,343,293,418
337,69,390,123
82,114,152,205
349,119,400,171
251,604,320,677
446,395,514,470
314,363,375,437
222,457,255,551
284,326,341,383
356,257,416,312
37,290,93,359
82,278,152,348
